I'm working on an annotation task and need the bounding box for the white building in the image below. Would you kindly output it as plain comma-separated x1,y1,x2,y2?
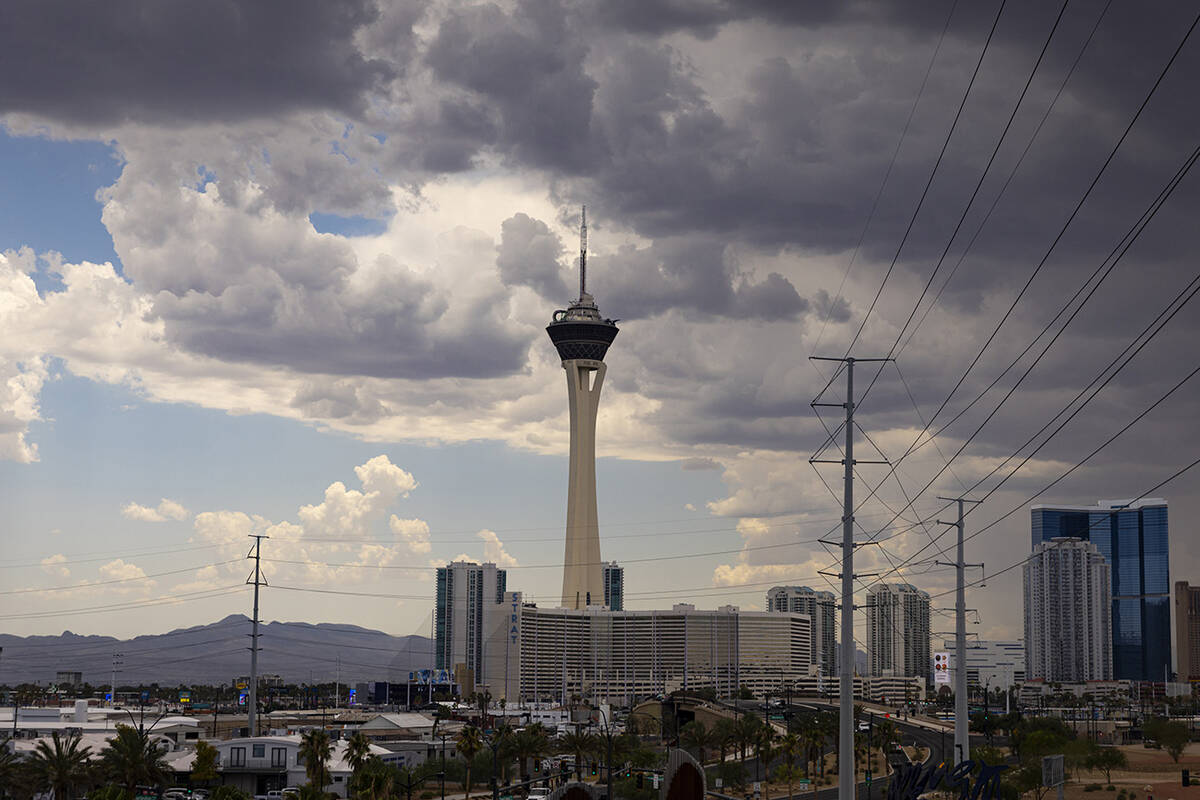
213,735,399,798
766,586,836,679
483,593,811,703
939,640,1025,692
434,560,507,686
866,583,931,681
1024,537,1112,682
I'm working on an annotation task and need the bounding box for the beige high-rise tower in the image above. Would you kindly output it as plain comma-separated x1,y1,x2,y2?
546,207,618,609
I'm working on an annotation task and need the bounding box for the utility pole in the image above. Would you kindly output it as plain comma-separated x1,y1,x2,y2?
936,496,982,765
110,651,123,708
810,355,891,800
246,533,269,738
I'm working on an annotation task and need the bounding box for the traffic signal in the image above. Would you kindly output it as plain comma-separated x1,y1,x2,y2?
625,767,632,778
590,762,598,776
534,760,541,773
636,774,644,789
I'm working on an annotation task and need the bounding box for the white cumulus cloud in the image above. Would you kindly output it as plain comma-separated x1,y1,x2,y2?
121,497,189,522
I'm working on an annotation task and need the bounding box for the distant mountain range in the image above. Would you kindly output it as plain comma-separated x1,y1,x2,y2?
0,614,433,686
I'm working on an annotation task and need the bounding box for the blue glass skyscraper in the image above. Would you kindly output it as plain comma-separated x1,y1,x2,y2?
1031,499,1170,682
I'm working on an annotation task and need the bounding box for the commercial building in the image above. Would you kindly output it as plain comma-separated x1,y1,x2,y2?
546,208,620,610
1031,499,1169,681
482,593,812,703
54,671,82,686
1175,581,1200,681
865,583,931,681
938,640,1025,691
434,561,507,686
766,586,836,678
1023,537,1112,682
603,561,624,611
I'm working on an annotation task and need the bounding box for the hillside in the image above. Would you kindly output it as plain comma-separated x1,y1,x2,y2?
0,615,433,686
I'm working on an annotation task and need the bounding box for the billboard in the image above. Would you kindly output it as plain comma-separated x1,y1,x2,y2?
408,669,453,686
933,652,950,685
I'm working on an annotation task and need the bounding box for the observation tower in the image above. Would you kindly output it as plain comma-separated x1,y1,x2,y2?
546,207,619,609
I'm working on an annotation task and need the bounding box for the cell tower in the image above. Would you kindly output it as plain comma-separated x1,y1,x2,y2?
546,206,619,609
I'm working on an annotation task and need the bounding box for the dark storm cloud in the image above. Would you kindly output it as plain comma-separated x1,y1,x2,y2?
599,237,808,321
496,213,573,300
424,0,599,173
0,0,400,124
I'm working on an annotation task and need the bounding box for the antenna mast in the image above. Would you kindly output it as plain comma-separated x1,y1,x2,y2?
579,205,588,299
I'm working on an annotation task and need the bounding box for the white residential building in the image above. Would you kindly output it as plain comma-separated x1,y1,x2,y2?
434,560,507,686
766,586,836,678
1023,537,1112,682
866,583,931,681
483,593,812,703
939,640,1026,691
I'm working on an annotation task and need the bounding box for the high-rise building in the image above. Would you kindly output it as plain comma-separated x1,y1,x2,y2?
603,562,624,611
1023,538,1112,682
483,594,812,702
766,586,836,677
1175,581,1200,681
434,561,507,685
1031,498,1169,681
546,208,619,610
938,640,1025,691
865,583,930,681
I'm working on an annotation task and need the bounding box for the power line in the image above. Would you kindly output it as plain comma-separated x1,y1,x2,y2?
821,10,1200,561
810,0,962,355
841,0,1009,357
0,559,242,595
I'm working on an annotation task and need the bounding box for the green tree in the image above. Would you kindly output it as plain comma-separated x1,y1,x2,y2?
736,715,763,762
299,728,334,789
755,730,777,800
87,787,131,800
192,740,220,785
509,726,550,781
713,718,738,763
558,730,598,780
680,721,714,764
457,725,485,799
28,731,93,800
1085,747,1127,784
775,762,806,800
349,756,395,800
345,731,373,782
100,724,170,796
1143,718,1189,763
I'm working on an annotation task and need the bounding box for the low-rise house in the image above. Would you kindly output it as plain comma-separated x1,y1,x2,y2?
213,735,400,798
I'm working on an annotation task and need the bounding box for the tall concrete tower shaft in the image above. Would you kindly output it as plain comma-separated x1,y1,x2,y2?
546,207,618,609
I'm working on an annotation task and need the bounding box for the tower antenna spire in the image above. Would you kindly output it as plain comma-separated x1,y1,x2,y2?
579,205,587,300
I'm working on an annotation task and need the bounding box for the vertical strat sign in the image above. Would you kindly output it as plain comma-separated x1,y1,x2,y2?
546,207,619,610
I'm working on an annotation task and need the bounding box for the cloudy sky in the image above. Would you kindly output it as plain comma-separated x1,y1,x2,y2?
2,0,1199,670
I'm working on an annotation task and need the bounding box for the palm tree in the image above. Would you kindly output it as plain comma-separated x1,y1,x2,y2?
510,726,549,781
457,725,485,799
713,718,738,763
736,715,762,762
755,730,777,800
679,721,714,764
351,756,395,800
299,728,333,789
558,730,598,780
101,724,170,795
28,731,92,800
345,731,373,785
